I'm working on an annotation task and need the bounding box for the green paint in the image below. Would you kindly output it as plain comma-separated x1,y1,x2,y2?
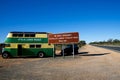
4,48,18,56
5,38,48,43
4,48,53,57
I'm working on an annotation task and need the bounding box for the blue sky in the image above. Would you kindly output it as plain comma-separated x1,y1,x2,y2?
0,0,120,43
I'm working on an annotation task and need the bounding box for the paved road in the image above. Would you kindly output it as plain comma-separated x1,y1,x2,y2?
94,45,120,52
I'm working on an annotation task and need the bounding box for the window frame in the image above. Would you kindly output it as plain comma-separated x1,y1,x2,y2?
36,45,41,48
29,44,41,48
30,45,35,48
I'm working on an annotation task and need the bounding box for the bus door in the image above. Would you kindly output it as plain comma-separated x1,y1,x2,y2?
18,45,22,56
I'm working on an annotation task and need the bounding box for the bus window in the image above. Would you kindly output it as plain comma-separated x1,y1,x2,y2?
12,34,23,37
5,44,10,47
30,45,35,48
25,34,35,37
25,34,29,37
18,34,23,37
13,34,18,37
30,34,35,37
36,45,41,48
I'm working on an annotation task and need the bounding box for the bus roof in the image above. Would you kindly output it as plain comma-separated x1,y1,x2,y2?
10,32,49,34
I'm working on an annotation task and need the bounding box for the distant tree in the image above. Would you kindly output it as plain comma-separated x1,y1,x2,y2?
78,40,86,47
89,38,120,46
113,39,120,43
107,39,113,43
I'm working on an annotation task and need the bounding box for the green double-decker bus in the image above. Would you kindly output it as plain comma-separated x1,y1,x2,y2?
2,32,54,58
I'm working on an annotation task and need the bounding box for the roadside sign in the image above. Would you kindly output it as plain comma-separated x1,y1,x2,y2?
49,32,79,59
48,32,79,44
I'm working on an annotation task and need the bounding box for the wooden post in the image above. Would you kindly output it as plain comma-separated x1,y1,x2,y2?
53,44,55,58
62,44,65,58
73,44,75,58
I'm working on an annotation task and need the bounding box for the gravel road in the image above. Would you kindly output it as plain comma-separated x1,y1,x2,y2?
1,45,120,80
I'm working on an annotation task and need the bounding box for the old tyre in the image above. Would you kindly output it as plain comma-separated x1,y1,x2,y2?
2,52,9,59
38,52,45,58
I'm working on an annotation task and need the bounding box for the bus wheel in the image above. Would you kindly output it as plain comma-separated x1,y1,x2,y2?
2,52,9,59
38,52,45,58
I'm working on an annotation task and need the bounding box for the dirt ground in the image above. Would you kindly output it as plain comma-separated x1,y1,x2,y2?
1,45,120,80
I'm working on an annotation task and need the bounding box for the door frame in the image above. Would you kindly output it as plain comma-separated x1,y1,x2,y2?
18,44,22,56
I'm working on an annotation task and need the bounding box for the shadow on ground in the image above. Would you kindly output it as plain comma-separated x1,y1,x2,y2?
8,56,40,59
78,52,89,54
79,52,110,56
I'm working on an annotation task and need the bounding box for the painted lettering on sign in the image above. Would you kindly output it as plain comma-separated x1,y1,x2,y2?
48,32,79,44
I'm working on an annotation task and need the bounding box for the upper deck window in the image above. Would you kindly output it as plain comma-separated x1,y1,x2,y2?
25,34,35,37
25,34,29,37
12,34,23,37
13,34,18,37
30,34,35,37
18,34,23,37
